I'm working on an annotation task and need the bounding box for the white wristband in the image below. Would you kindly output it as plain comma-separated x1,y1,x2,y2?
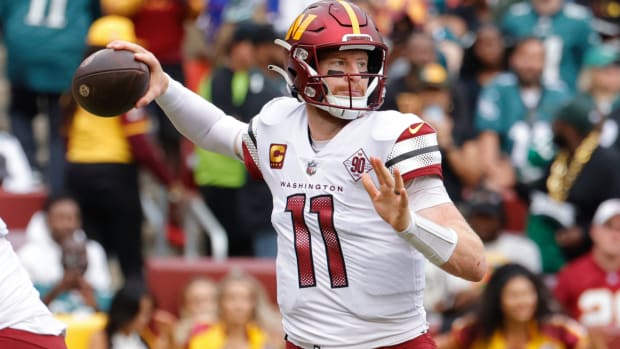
397,213,458,266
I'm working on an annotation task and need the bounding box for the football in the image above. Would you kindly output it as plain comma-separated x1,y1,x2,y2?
72,48,149,117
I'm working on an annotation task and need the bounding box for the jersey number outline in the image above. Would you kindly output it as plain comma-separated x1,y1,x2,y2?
26,0,67,29
579,288,620,327
285,194,348,289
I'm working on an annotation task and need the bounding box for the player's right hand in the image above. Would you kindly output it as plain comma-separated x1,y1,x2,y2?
361,157,411,232
107,40,169,109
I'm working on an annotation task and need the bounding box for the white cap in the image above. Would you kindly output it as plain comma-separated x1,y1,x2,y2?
0,217,7,236
593,199,620,226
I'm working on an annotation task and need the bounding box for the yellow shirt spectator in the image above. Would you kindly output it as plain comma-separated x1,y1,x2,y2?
189,322,268,349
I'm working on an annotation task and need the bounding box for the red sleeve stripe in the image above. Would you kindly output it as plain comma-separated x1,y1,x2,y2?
400,163,443,182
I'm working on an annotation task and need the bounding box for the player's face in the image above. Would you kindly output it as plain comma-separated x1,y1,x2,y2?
317,49,370,97
592,214,620,257
511,40,545,87
501,276,538,324
219,279,256,327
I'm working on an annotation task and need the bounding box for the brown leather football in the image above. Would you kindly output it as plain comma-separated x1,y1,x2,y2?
72,48,149,117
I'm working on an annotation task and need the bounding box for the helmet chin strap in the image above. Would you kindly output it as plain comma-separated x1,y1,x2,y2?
317,93,366,120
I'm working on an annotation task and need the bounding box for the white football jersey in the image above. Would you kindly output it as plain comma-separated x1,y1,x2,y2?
0,218,65,335
242,98,443,349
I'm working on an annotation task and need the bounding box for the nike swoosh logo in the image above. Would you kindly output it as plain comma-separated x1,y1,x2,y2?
408,122,424,135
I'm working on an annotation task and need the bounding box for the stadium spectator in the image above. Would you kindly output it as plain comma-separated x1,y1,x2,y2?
527,99,620,273
384,30,438,82
194,21,285,257
109,1,487,347
188,270,282,349
458,24,507,119
90,279,177,349
554,198,620,349
103,0,203,175
233,23,287,257
173,277,218,349
17,194,112,314
0,217,67,348
0,0,100,195
441,0,496,36
64,15,186,280
500,0,599,91
575,45,620,151
437,263,589,349
425,187,542,332
475,37,571,191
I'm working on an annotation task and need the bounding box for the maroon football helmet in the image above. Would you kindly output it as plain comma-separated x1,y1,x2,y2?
270,0,388,119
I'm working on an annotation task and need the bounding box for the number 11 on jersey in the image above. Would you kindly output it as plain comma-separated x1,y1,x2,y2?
286,194,349,289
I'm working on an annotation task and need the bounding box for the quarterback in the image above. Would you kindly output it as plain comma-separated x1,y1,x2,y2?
110,1,486,348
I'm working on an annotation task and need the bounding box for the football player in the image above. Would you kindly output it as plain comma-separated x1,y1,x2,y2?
0,217,67,348
110,1,487,348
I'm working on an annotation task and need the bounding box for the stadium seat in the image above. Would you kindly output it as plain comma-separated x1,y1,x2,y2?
0,189,46,230
146,257,277,315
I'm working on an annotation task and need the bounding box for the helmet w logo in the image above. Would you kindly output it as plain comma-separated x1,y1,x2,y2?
285,14,317,41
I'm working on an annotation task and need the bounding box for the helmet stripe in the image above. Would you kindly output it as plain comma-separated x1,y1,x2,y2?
338,0,361,34
285,14,304,40
285,14,318,41
293,14,317,40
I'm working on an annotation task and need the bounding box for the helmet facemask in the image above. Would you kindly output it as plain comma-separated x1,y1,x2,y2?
270,40,387,120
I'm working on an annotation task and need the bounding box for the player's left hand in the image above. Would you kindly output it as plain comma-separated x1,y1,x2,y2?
361,157,411,232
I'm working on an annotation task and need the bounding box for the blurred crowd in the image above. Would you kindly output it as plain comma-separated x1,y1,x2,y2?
1,0,620,348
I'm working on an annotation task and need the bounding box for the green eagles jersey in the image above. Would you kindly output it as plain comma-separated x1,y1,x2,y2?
475,73,571,182
501,2,599,91
0,0,100,92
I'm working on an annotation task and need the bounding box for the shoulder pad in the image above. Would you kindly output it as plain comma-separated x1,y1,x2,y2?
370,110,422,141
256,97,303,125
